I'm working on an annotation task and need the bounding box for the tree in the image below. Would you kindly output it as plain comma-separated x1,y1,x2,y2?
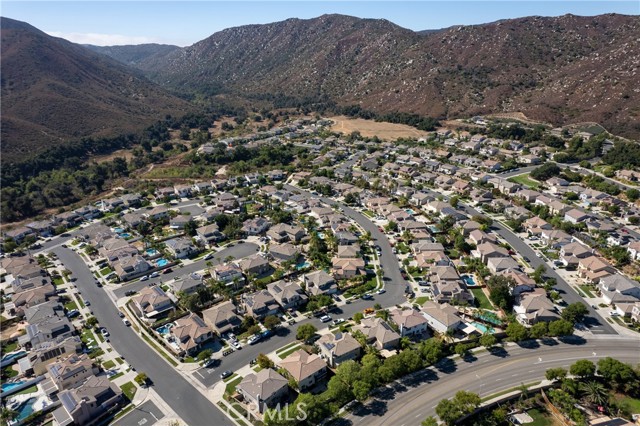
597,357,638,392
626,188,640,202
580,381,609,408
353,380,372,401
134,372,149,386
546,367,567,382
257,353,275,369
531,162,561,181
296,324,317,343
505,322,529,342
421,417,439,426
85,316,99,328
420,339,444,365
353,312,364,324
561,302,588,324
0,407,18,425
436,391,481,426
385,221,398,233
264,315,281,331
486,275,514,311
570,360,596,379
454,343,470,357
548,319,574,337
479,333,497,349
247,324,262,336
197,349,213,362
529,322,548,339
532,265,546,284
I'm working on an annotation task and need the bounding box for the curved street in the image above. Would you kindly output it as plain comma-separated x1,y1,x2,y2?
343,337,640,426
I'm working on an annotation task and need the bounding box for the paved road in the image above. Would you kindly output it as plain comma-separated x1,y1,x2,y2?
112,243,260,299
342,337,640,426
112,400,164,426
53,247,233,426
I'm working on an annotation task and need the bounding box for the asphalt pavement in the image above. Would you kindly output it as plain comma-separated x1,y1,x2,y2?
343,337,640,426
112,400,164,426
53,247,234,426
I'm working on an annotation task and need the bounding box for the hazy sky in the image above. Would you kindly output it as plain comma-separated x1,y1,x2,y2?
3,1,638,46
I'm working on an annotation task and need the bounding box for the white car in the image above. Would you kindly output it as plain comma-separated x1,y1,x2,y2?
232,341,242,350
140,275,149,281
149,271,160,278
122,318,131,326
319,315,332,323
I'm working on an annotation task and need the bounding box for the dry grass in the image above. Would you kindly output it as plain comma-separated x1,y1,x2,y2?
328,115,434,140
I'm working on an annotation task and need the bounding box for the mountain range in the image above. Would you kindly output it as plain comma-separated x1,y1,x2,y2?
2,13,639,163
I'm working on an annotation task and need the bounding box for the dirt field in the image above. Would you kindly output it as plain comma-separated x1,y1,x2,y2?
328,116,434,140
91,149,135,164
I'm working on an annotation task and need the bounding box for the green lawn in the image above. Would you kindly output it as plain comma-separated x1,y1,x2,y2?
225,375,243,395
362,210,375,218
75,295,85,308
141,334,178,367
508,174,540,189
120,381,137,401
472,288,493,310
276,341,301,354
527,408,554,426
64,300,78,311
614,394,640,413
80,329,98,347
277,345,302,359
99,266,113,276
2,366,18,379
414,296,429,306
108,372,125,381
579,285,595,298
102,360,116,370
52,277,64,286
115,357,125,365
14,385,38,395
2,341,18,353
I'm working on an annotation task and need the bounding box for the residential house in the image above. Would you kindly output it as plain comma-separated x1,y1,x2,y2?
47,354,99,391
212,263,244,286
317,332,361,367
196,223,225,247
132,286,174,319
238,254,271,276
165,237,196,259
269,243,300,264
627,241,640,261
352,317,400,351
279,349,327,391
389,307,429,337
170,313,214,356
174,184,192,198
53,376,123,426
332,257,366,279
302,270,337,296
429,266,474,304
421,301,462,334
169,215,191,230
487,257,521,274
144,205,169,220
468,230,496,246
113,255,150,281
578,256,615,284
267,223,306,243
242,217,271,235
598,275,640,305
514,288,559,325
474,242,509,263
540,229,572,249
243,290,280,320
267,280,308,310
169,273,205,295
20,336,82,376
560,242,592,269
236,369,289,413
336,245,360,259
497,269,536,296
202,301,242,336
565,209,591,224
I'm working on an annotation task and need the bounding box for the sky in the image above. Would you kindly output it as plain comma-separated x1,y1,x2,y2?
2,1,639,47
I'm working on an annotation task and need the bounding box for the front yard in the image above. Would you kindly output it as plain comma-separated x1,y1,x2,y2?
508,174,540,189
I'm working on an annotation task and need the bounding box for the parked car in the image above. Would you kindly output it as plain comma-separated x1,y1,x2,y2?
319,315,332,323
220,370,233,379
361,293,373,300
204,253,215,260
124,290,136,297
332,318,345,326
202,358,219,368
149,272,160,278
118,311,125,318
122,319,131,326
66,309,80,318
248,335,261,345
101,328,110,337
376,289,386,295
84,300,91,306
140,275,149,281
162,268,173,274
232,341,242,350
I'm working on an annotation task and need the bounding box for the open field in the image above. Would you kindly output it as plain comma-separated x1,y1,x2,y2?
508,174,541,189
328,116,433,140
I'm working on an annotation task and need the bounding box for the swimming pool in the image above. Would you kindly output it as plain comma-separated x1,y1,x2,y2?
296,261,311,270
113,227,124,233
470,321,494,334
156,324,174,335
405,209,416,215
427,225,440,234
120,233,132,239
146,249,159,256
461,274,477,286
156,258,169,267
474,312,503,326
1,381,25,392
1,350,27,365
15,397,37,422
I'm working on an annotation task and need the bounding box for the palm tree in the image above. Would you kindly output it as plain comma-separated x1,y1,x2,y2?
580,381,609,408
1,406,18,425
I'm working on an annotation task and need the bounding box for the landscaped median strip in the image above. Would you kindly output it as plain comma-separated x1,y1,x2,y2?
480,381,541,403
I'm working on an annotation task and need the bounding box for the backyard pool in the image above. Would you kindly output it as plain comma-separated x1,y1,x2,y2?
113,227,124,233
405,209,416,215
119,233,132,239
461,274,477,286
295,261,311,270
427,225,440,234
156,324,174,335
146,249,159,256
1,381,25,393
470,321,494,334
14,397,37,422
156,258,169,267
1,350,27,365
